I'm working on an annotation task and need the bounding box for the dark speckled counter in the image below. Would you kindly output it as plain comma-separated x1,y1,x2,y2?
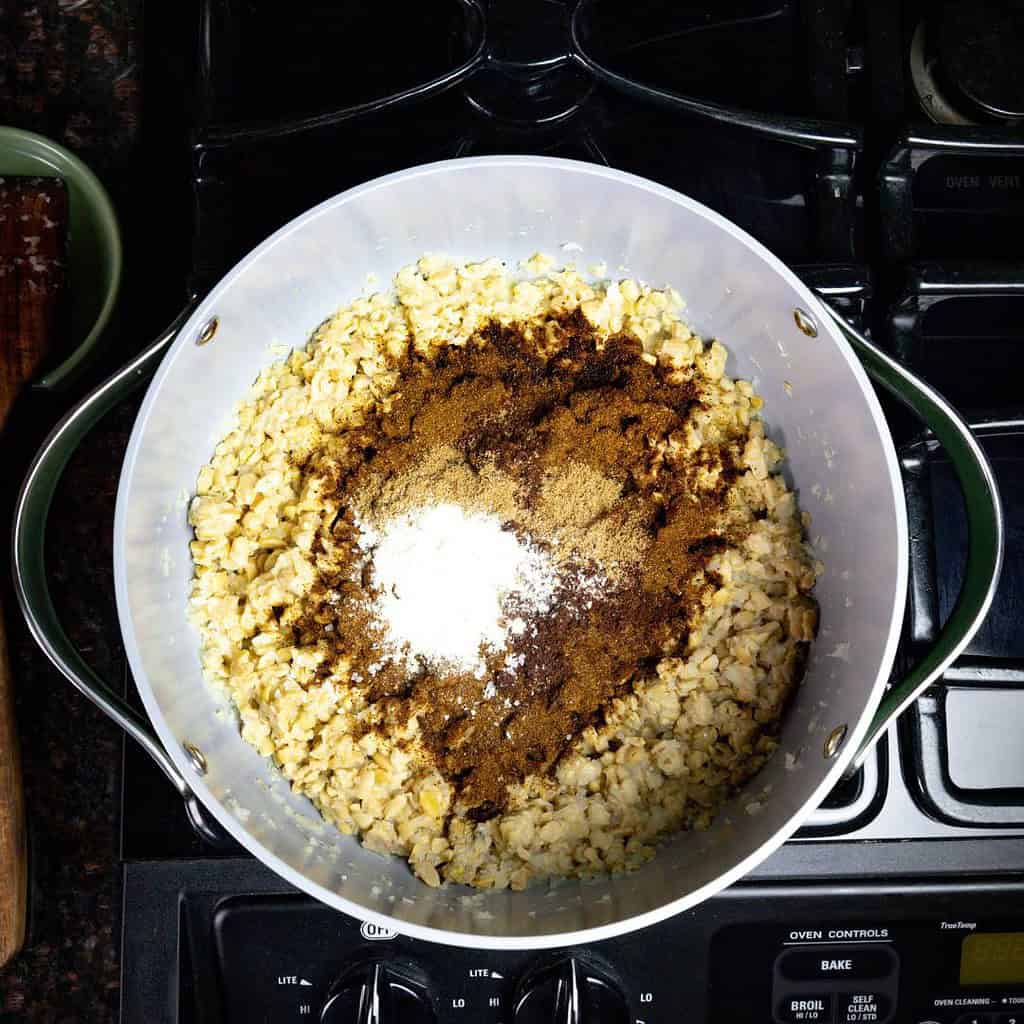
0,0,141,1010
0,2,195,1016
1,393,139,1023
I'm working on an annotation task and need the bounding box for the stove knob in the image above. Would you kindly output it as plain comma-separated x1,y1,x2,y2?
320,959,435,1024
513,956,630,1024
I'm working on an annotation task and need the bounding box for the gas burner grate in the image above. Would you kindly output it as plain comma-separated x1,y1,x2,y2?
187,0,866,291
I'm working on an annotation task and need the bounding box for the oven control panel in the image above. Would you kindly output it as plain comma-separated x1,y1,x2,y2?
772,938,899,1023
204,885,1024,1024
709,920,1024,1024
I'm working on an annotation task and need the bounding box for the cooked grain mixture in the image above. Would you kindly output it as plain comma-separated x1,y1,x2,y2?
188,255,819,890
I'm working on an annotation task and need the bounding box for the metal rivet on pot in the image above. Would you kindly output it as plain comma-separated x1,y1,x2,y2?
793,308,818,338
824,724,848,759
184,742,208,775
195,316,219,346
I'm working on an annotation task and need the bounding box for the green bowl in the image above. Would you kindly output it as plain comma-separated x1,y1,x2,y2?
0,126,122,389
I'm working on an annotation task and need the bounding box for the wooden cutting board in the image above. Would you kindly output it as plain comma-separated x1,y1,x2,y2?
0,610,26,969
0,176,69,967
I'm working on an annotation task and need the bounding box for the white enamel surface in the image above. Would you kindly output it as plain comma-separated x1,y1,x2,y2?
113,157,907,948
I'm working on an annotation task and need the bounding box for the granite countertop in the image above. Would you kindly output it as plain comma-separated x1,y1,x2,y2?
0,395,137,1023
0,2,194,1016
0,309,186,1024
0,225,188,1024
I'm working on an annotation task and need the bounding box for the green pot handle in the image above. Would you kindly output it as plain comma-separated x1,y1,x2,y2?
819,306,1005,775
10,300,222,838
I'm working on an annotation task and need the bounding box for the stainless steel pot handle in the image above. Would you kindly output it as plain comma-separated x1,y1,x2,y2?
819,306,1005,775
11,298,1004,800
10,301,223,839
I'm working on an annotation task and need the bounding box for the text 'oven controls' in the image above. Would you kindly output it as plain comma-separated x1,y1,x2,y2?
513,956,630,1024
320,958,435,1024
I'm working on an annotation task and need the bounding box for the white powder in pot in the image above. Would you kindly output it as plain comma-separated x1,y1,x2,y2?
358,503,559,677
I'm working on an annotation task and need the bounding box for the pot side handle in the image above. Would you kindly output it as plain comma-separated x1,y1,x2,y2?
10,301,222,840
821,307,1005,776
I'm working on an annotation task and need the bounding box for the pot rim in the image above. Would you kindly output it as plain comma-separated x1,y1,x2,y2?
113,155,908,949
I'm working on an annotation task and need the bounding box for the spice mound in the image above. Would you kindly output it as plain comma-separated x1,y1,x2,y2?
298,313,736,819
189,255,820,891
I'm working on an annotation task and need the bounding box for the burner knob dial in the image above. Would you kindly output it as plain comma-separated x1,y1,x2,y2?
320,959,435,1024
513,956,630,1024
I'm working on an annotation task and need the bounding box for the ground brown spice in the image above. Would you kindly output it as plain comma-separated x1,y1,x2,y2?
350,444,646,581
292,310,752,815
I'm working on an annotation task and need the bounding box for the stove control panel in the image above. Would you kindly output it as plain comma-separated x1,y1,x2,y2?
304,951,631,1024
210,892,1024,1023
709,920,1024,1023
771,941,899,1023
214,898,649,1023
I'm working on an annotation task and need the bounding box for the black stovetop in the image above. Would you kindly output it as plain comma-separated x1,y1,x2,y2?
116,1,1024,1021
